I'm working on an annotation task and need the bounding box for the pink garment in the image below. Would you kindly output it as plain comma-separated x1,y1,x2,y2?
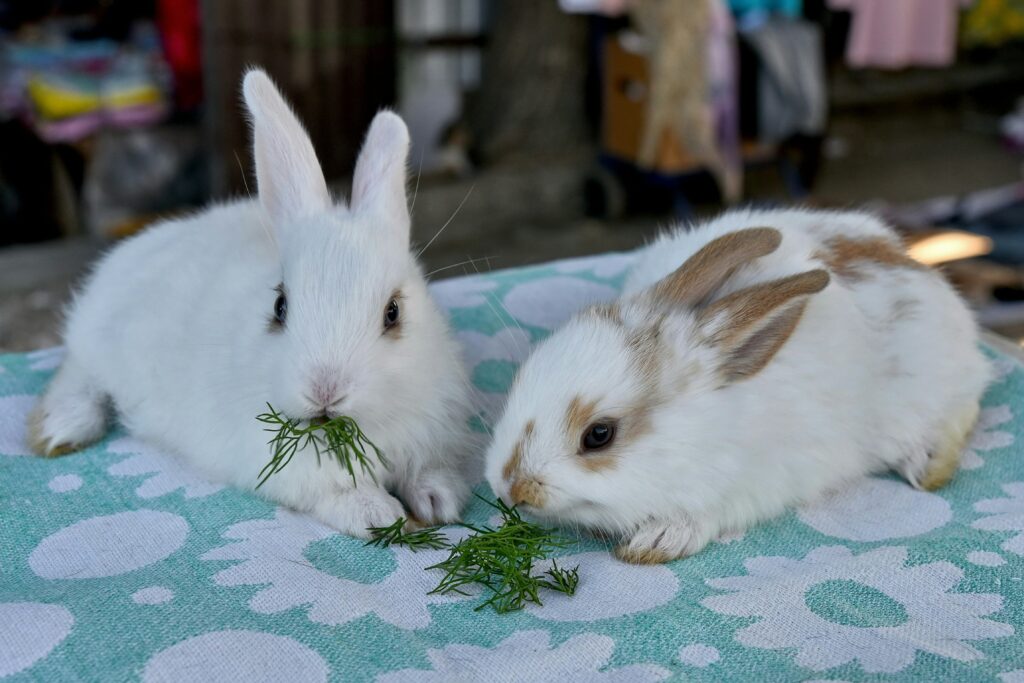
828,0,972,69
708,0,742,201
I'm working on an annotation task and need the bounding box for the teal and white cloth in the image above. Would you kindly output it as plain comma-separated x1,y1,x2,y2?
1,252,1023,681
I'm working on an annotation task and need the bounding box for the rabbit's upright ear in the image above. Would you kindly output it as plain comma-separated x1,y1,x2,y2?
242,69,330,230
351,111,411,246
698,269,830,384
651,227,782,309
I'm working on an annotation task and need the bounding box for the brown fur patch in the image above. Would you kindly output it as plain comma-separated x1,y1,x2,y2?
26,405,77,457
700,270,829,383
622,401,655,448
921,401,979,491
510,477,546,507
721,299,809,382
579,453,618,472
816,236,923,282
613,543,674,565
565,396,601,440
627,322,663,384
887,297,920,324
590,303,623,325
565,395,648,472
652,227,782,309
501,419,534,481
701,270,829,347
574,400,656,472
672,361,701,394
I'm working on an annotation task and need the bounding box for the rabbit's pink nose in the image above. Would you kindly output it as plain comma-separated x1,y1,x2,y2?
311,384,343,408
306,373,348,412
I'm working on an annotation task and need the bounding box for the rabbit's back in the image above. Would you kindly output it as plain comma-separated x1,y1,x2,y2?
628,208,988,492
64,200,279,447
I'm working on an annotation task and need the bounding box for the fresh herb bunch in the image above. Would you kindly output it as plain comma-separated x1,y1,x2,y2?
365,517,449,552
426,496,580,614
255,403,388,488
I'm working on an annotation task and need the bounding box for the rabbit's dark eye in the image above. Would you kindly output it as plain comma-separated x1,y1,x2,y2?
384,298,400,331
273,292,287,325
582,422,615,451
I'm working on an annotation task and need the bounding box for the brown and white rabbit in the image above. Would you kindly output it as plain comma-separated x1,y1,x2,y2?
485,209,989,563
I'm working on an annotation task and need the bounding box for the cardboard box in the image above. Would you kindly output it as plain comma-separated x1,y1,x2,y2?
602,34,701,174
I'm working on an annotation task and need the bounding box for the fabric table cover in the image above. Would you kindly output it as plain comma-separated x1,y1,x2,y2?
2,252,1023,681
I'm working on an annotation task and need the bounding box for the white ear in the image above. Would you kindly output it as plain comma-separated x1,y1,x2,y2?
351,110,410,244
242,69,330,229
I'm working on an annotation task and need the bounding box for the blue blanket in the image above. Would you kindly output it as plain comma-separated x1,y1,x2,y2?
1,253,1022,682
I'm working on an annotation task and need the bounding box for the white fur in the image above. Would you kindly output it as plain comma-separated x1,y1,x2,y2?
33,69,474,536
485,208,990,560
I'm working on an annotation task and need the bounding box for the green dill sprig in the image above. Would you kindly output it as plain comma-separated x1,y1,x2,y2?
540,559,580,594
365,517,449,552
255,403,389,489
426,496,580,614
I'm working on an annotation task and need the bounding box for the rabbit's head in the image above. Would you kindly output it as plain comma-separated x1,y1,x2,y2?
243,70,454,435
485,228,830,533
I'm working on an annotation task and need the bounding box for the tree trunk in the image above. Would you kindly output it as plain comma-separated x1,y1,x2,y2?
469,1,589,163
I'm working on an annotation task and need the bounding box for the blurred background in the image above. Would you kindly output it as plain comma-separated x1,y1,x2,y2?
2,0,1024,352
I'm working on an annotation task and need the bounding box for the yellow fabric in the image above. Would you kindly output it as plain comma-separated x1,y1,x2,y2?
962,0,1024,47
26,77,100,119
104,84,162,109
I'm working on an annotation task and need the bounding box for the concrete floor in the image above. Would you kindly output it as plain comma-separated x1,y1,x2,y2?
2,104,1022,353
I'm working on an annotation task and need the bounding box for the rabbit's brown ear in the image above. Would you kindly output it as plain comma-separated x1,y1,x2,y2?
699,269,830,384
651,227,782,309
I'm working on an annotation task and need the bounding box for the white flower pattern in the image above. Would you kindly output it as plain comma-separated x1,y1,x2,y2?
553,252,634,279
376,630,670,682
202,509,471,629
456,327,534,366
973,482,1024,555
702,545,1013,673
990,356,1020,385
961,404,1015,470
429,277,500,309
0,602,74,678
502,277,619,329
107,436,223,499
797,477,951,541
678,644,720,668
0,395,40,457
47,474,82,493
526,552,679,622
29,510,189,579
142,630,329,683
26,347,64,372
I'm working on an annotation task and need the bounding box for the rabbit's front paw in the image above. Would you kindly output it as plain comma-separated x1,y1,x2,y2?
400,469,468,526
315,487,407,539
614,515,712,564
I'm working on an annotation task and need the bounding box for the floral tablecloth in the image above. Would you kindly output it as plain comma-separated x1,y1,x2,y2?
1,252,1023,682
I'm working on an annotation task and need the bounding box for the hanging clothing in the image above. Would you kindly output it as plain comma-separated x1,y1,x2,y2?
728,0,803,18
631,0,742,201
707,0,743,201
558,0,634,16
828,0,972,69
742,19,827,143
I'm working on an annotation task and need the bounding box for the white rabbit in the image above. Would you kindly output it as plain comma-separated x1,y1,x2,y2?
29,69,474,537
485,209,989,563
